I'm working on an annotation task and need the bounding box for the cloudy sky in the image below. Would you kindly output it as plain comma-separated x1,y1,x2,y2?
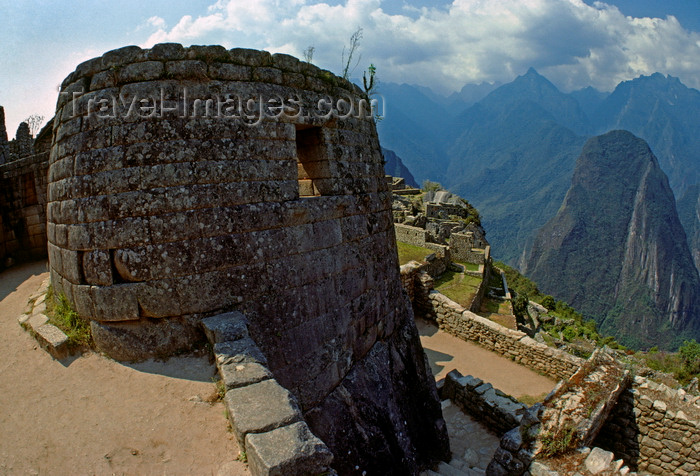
1,0,699,136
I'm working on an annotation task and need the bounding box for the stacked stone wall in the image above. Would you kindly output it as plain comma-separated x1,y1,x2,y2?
467,251,491,313
0,151,49,267
441,370,528,436
201,312,334,475
594,376,700,475
395,222,429,247
47,43,449,474
421,290,583,381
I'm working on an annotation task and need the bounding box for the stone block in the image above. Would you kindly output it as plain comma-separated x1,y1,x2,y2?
529,461,558,476
219,361,272,390
165,60,207,80
91,284,141,321
201,311,249,344
118,61,164,83
252,67,283,84
101,46,145,69
82,249,113,285
214,336,268,367
34,324,70,359
208,62,251,81
146,42,185,61
475,382,493,395
28,312,49,331
135,279,181,318
90,316,203,362
501,427,523,452
585,447,614,474
72,284,96,318
245,421,333,476
18,314,31,328
224,379,302,448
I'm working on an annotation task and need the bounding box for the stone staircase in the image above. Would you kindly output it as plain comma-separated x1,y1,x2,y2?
421,400,498,476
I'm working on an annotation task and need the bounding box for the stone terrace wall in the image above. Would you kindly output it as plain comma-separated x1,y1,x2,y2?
0,151,49,268
395,222,429,247
422,291,583,381
594,376,700,475
47,43,449,474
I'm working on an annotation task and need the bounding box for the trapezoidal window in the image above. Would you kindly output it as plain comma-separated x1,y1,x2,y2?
295,125,332,197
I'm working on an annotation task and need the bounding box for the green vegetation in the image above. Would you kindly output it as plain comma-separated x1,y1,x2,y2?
518,392,549,406
497,261,700,385
421,180,442,192
496,261,624,350
213,377,226,401
481,298,506,315
434,270,482,308
45,286,92,347
639,339,700,386
460,262,480,272
539,423,577,458
396,241,433,265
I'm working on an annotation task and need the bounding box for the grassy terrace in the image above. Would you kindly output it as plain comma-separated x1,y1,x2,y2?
460,262,480,272
397,241,433,265
433,270,482,308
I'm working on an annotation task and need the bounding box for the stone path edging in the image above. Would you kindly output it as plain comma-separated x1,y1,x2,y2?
201,311,335,476
17,277,73,359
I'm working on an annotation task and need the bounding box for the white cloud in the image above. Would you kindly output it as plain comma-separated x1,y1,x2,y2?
135,0,699,94
136,0,700,93
147,16,167,29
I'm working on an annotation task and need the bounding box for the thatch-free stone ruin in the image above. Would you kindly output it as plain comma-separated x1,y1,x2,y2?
46,43,449,474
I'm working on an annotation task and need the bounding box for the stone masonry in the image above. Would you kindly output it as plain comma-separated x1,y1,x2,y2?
47,43,449,474
594,376,700,475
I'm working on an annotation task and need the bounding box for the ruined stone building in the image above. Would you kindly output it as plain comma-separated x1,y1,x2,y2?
46,43,449,474
0,108,51,268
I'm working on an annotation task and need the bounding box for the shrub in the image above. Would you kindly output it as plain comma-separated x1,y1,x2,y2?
562,326,579,342
421,180,442,192
541,295,556,310
512,293,529,320
679,339,700,366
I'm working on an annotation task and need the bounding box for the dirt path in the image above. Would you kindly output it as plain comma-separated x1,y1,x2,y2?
0,261,247,476
417,317,556,400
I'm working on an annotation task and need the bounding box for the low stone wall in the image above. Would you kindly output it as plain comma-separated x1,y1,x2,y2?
0,151,49,268
451,234,490,266
487,350,633,476
594,376,700,475
468,256,491,313
422,291,583,382
441,370,528,436
395,223,429,248
201,312,334,475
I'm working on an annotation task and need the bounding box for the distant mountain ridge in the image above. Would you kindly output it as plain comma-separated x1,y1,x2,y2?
523,131,700,349
590,73,700,198
376,70,700,349
377,70,700,272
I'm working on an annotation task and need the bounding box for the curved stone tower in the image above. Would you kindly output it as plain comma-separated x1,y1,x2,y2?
47,44,449,473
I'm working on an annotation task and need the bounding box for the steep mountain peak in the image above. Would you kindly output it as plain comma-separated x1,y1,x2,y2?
524,130,700,349
512,67,558,92
474,67,591,134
